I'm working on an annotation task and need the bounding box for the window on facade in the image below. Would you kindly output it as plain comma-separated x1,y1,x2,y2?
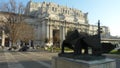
46,4,49,7
65,10,67,13
76,12,78,15
63,9,65,13
55,8,57,12
52,7,54,11
68,11,69,14
80,14,82,17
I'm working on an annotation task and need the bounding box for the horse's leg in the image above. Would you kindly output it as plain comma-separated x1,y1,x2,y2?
74,39,82,55
61,40,65,54
81,39,89,54
84,46,88,54
78,46,82,54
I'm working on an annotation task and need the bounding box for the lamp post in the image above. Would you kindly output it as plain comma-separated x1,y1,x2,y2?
98,20,101,43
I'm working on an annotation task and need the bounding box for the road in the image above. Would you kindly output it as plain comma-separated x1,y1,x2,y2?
0,50,58,68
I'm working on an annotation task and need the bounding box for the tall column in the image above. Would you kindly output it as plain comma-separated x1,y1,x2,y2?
47,19,50,41
50,25,53,42
41,21,46,42
64,21,67,36
60,26,65,48
46,24,49,39
1,30,5,48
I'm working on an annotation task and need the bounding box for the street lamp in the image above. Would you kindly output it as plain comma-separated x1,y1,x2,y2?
97,20,102,43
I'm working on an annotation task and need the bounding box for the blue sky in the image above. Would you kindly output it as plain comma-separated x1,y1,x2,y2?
0,0,120,36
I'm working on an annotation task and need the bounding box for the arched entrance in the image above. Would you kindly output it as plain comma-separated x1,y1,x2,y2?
53,29,60,47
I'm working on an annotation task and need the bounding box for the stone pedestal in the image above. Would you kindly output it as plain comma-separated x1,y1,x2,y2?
52,57,116,68
103,54,120,68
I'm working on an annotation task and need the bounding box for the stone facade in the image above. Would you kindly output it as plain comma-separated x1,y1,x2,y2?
25,1,90,46
25,1,89,24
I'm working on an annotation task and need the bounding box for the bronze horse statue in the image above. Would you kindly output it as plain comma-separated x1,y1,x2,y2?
61,29,102,56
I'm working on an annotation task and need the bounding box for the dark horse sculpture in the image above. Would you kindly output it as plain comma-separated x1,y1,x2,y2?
60,29,102,56
59,22,116,60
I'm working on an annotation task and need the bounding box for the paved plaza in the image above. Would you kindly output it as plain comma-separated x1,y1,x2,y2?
0,48,120,68
0,50,58,68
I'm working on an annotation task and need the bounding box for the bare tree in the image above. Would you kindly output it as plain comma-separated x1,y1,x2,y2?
0,0,34,47
17,22,35,43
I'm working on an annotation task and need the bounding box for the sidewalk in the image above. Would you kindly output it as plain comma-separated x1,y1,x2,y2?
0,46,45,52
0,46,5,52
0,46,57,53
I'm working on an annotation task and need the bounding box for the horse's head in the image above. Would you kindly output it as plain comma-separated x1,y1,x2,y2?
66,29,79,41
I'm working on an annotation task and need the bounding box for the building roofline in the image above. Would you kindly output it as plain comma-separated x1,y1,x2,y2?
0,11,35,18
